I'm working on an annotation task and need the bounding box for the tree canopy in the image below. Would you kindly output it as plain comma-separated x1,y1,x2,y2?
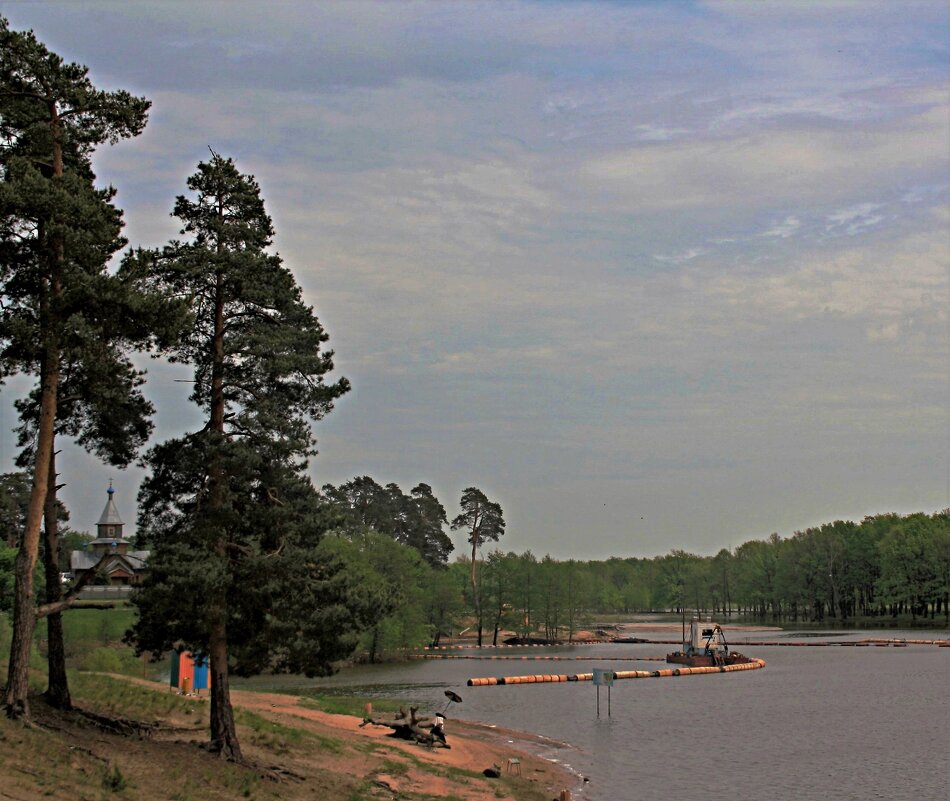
321,476,453,567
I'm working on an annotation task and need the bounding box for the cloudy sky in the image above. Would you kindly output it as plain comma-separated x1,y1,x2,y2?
2,1,947,560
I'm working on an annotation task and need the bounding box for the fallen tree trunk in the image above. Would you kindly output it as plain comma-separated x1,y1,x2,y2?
360,706,449,748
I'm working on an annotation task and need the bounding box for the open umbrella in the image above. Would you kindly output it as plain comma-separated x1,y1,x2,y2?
441,689,463,714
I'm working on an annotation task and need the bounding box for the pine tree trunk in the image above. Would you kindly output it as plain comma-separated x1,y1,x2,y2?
5,100,65,720
369,626,380,663
470,536,482,647
44,608,70,710
208,612,241,761
5,319,60,719
43,449,71,710
4,372,57,717
205,259,241,761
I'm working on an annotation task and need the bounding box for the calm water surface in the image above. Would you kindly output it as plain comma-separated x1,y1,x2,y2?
245,629,950,801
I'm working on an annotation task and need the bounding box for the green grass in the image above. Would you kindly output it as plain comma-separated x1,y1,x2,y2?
234,708,344,755
299,694,407,717
0,710,104,799
60,605,138,643
351,783,465,801
101,762,129,793
69,671,207,722
17,604,169,680
380,757,410,776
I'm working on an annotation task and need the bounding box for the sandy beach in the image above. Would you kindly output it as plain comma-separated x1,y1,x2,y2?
229,686,579,800
0,671,580,801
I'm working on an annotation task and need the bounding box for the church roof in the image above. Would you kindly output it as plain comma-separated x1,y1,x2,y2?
90,537,132,547
97,484,124,526
71,550,149,572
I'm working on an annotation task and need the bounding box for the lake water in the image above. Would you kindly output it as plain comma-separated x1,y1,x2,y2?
245,628,950,801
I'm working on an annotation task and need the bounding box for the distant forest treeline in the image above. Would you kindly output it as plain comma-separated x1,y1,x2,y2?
317,478,949,654
3,473,947,662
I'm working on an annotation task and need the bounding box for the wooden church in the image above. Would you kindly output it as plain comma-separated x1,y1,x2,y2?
70,483,150,586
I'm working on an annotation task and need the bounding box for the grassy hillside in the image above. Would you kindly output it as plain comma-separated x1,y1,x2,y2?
0,608,565,800
0,671,559,801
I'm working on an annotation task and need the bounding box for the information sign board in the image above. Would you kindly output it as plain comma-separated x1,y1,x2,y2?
592,668,614,687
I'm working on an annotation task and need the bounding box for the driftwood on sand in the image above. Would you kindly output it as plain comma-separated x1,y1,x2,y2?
360,705,450,748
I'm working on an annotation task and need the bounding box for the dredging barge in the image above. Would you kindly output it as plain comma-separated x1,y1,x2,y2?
666,619,754,668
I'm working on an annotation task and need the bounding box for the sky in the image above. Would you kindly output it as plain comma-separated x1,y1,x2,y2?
1,1,947,560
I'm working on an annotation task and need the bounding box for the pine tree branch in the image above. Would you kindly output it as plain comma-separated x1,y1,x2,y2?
0,88,49,102
34,550,111,619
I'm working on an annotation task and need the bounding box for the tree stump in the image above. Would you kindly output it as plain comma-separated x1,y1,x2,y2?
360,706,449,748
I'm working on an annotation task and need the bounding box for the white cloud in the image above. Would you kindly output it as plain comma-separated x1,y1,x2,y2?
579,102,948,212
866,321,901,342
431,346,558,375
761,216,801,238
824,203,885,236
653,247,706,264
710,93,879,130
708,227,948,326
633,124,689,142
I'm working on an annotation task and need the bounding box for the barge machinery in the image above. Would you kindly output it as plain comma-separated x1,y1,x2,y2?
666,618,754,668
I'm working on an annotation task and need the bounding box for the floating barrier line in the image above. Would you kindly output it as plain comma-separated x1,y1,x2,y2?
467,657,767,686
412,654,666,662
860,638,949,646
427,637,949,651
639,638,950,647
424,641,607,650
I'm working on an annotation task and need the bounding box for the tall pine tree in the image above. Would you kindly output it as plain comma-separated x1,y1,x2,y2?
451,487,505,647
0,16,150,718
127,154,352,760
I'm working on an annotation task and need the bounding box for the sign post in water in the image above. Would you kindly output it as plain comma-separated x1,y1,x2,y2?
592,668,614,717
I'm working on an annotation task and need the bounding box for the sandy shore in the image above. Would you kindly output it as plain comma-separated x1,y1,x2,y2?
608,621,782,634
230,687,580,799
92,671,579,799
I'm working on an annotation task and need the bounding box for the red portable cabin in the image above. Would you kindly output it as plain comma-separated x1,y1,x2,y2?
169,650,210,694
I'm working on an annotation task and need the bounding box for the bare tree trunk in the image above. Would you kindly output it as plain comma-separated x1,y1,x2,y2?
208,612,241,761
470,537,482,647
5,99,65,720
205,258,241,761
5,316,59,719
43,450,71,710
369,626,380,663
